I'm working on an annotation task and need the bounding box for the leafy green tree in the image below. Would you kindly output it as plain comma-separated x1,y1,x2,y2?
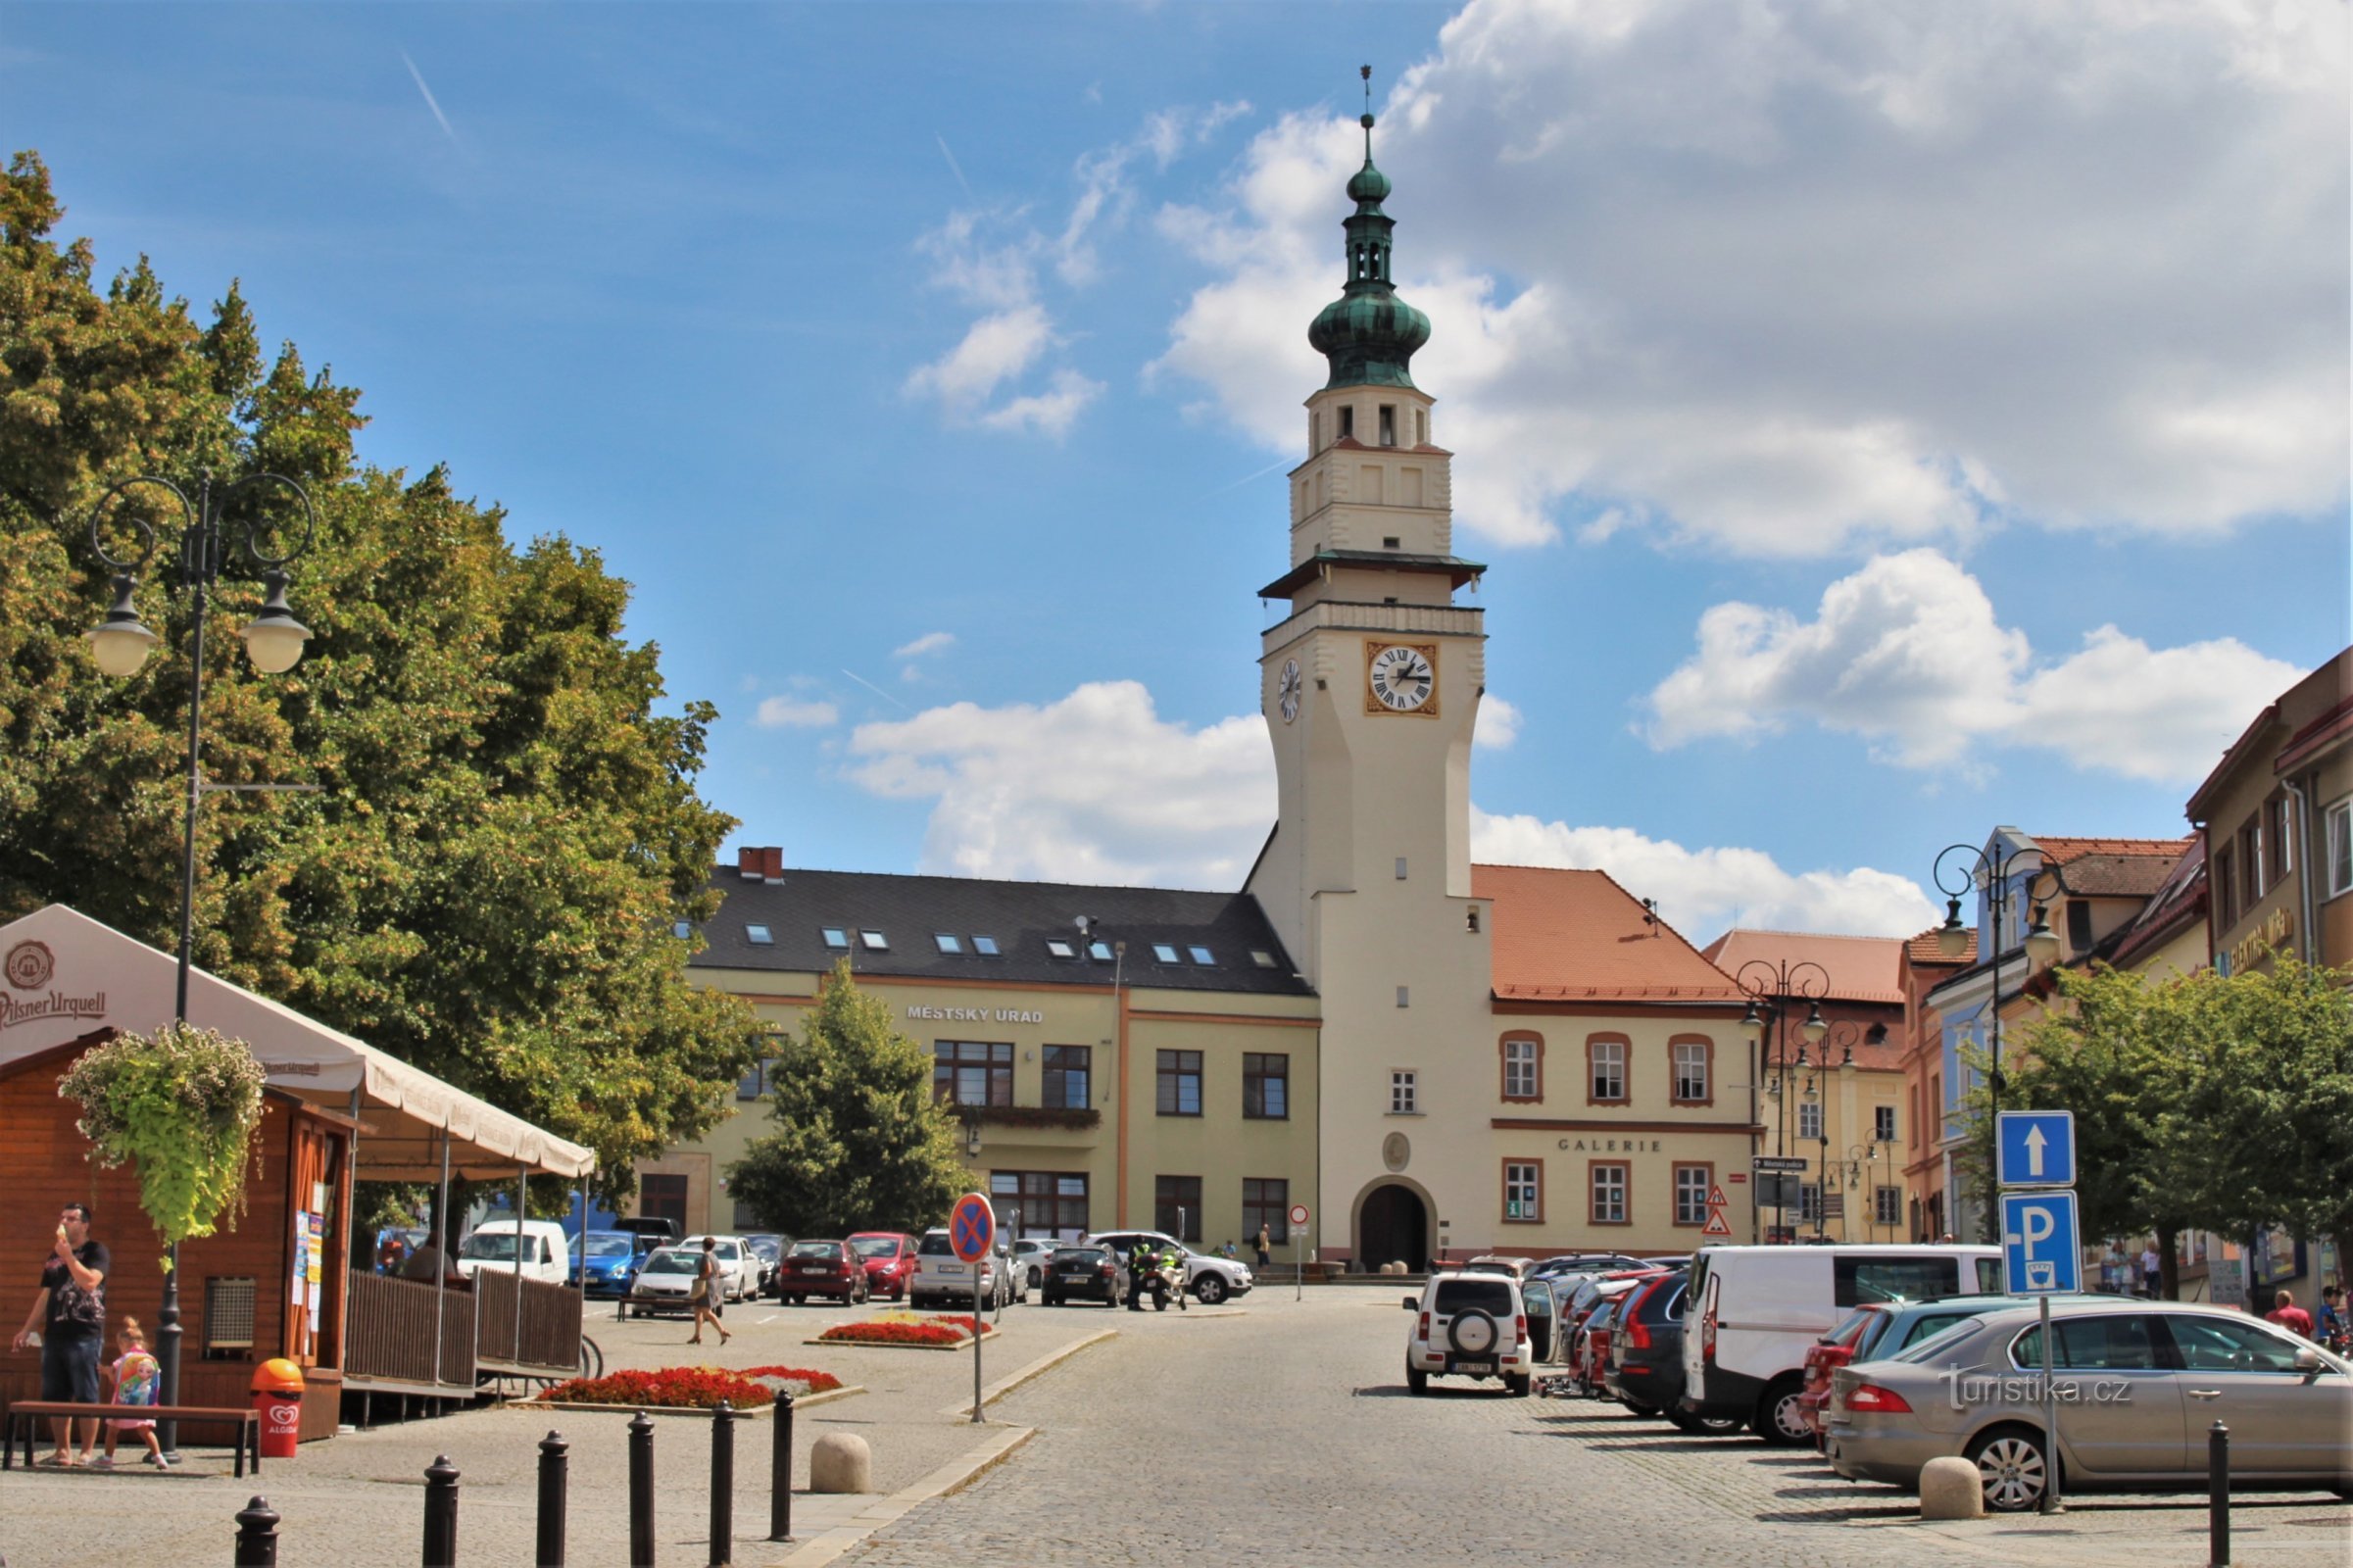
728,961,966,1236
0,151,761,1193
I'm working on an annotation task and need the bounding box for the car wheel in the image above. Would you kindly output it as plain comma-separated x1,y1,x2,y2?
1668,1409,1744,1436
1195,1274,1228,1306
1967,1425,2050,1514
1406,1366,1428,1396
1753,1376,1811,1446
1506,1373,1532,1397
1042,1291,1059,1307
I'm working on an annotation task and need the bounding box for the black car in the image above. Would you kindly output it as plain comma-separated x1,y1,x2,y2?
1040,1245,1128,1307
1603,1272,1740,1435
741,1233,790,1294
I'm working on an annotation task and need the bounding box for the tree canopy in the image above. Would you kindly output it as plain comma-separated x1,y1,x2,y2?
1,151,761,1193
727,961,967,1237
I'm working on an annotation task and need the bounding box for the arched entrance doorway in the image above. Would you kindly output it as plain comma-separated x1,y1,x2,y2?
1357,1183,1429,1273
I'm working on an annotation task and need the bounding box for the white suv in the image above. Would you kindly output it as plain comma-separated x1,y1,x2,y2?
909,1228,1019,1309
1403,1272,1534,1396
1083,1231,1253,1304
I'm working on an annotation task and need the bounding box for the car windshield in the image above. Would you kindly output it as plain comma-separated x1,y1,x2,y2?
918,1233,954,1255
790,1242,841,1258
745,1237,783,1260
575,1235,633,1259
1432,1279,1516,1314
1054,1248,1106,1263
851,1237,902,1259
460,1233,524,1260
642,1251,694,1274
1893,1318,1987,1363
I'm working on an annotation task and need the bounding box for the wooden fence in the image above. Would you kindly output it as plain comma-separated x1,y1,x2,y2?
344,1270,477,1391
474,1270,584,1375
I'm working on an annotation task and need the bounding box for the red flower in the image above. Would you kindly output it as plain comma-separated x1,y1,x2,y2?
817,1321,972,1347
740,1365,844,1393
544,1366,776,1409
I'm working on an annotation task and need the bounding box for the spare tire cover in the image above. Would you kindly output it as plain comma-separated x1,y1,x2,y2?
1449,1308,1498,1355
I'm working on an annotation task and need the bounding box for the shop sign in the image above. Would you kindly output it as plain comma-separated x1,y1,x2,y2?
2227,906,2294,975
905,1003,1046,1025
1553,1137,1664,1152
1,940,108,1034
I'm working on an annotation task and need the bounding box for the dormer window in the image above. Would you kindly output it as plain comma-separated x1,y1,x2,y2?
972,935,1001,956
821,927,849,950
858,930,888,951
1188,946,1214,965
745,924,773,946
1152,943,1181,963
1046,939,1077,959
1088,940,1114,961
934,933,963,955
1378,405,1396,447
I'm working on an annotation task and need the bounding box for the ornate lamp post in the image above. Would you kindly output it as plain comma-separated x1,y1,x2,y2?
1738,957,1828,1245
83,470,317,1455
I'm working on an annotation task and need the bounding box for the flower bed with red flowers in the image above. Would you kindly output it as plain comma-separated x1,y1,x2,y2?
541,1366,774,1410
740,1365,844,1395
927,1315,981,1336
817,1318,984,1348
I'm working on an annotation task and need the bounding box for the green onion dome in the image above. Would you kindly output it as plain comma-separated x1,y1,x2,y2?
1308,113,1429,390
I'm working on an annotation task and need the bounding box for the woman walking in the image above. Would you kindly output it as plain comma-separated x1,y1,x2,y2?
687,1235,731,1347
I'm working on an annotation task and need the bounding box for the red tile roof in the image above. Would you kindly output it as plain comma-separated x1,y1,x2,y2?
1473,863,1744,1003
1904,926,1977,966
1699,929,1905,1005
2031,835,2193,865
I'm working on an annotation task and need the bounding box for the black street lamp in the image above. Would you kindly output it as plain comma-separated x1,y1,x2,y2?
1929,841,2069,1245
84,470,317,1455
1737,957,1828,1245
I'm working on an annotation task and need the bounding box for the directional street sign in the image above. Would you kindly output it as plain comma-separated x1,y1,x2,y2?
1997,1110,2077,1189
1752,1155,1807,1174
949,1191,996,1263
2001,1190,2083,1294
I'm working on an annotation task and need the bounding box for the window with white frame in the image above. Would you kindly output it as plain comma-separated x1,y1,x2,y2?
1875,1186,1903,1226
1503,1161,1541,1222
1590,1037,1627,1101
1390,1070,1418,1114
1502,1037,1540,1101
1798,1183,1823,1224
1874,1104,1897,1143
1673,1165,1710,1226
1798,1101,1824,1141
1590,1163,1628,1225
2328,797,2352,898
1672,1040,1709,1102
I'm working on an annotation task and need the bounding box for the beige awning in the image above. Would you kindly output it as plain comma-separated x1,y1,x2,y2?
0,905,595,1181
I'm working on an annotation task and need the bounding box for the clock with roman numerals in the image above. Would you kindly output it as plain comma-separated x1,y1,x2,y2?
1365,642,1439,716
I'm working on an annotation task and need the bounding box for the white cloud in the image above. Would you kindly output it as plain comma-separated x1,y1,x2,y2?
977,368,1104,438
1470,809,1938,941
1643,550,2300,783
1475,694,1521,750
903,305,1054,411
754,696,840,729
1151,0,2348,555
892,631,956,660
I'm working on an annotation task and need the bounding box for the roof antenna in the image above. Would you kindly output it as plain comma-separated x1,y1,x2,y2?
1360,64,1375,158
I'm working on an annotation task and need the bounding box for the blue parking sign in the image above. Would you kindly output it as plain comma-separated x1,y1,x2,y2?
1996,1109,2076,1188
2001,1191,2082,1295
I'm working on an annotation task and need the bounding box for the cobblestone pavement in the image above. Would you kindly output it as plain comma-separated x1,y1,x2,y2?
840,1291,2352,1568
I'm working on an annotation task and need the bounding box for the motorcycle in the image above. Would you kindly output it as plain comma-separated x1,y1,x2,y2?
1135,1255,1188,1312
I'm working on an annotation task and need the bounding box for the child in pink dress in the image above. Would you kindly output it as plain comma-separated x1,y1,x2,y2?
96,1315,167,1469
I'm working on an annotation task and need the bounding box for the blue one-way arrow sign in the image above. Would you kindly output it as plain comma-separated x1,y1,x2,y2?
1997,1109,2076,1188
2001,1190,2083,1294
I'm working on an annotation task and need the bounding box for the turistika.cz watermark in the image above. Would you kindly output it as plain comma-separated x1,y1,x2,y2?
1941,1372,2134,1410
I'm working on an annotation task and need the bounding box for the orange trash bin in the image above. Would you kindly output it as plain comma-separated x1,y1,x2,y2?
252,1358,305,1458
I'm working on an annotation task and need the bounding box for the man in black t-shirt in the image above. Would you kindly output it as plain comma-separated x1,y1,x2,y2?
12,1201,110,1466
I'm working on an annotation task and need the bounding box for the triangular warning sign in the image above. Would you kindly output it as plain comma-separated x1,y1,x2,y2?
1701,1207,1734,1238
1707,1185,1730,1208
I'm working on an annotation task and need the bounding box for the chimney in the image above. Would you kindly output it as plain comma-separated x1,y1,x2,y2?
736,846,785,883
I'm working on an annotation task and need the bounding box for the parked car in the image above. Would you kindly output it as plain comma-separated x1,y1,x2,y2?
1827,1300,2353,1512
1681,1243,2004,1445
1604,1270,1742,1434
910,1228,1017,1309
1084,1230,1254,1304
1010,1237,1063,1290
1560,1271,1659,1372
1404,1272,1535,1396
740,1233,789,1294
627,1246,701,1316
681,1235,760,1302
776,1239,871,1305
848,1232,920,1301
1800,1294,2113,1442
457,1219,570,1287
1040,1245,1129,1307
1462,1254,1532,1280
569,1230,643,1298
1575,1293,1636,1397
615,1216,681,1253
1530,1253,1652,1281
1794,1304,1887,1438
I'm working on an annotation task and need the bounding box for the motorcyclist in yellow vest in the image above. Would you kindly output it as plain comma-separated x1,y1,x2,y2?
1126,1242,1152,1310
1160,1246,1188,1310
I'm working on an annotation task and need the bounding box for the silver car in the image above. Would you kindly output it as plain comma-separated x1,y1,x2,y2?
1826,1299,2353,1512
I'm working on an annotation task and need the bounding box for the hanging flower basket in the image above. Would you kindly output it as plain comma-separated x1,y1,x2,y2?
59,1023,267,1261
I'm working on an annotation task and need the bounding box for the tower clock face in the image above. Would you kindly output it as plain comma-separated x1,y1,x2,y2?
1365,643,1438,714
1277,659,1303,723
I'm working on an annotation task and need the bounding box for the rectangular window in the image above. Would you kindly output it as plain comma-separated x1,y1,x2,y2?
990,1170,1090,1240
1088,939,1114,961
1673,1164,1710,1227
1390,1070,1418,1114
1672,1039,1710,1103
1874,1104,1897,1144
2270,796,2293,878
745,923,773,945
1042,1046,1091,1110
1188,946,1215,965
1501,1037,1540,1102
933,933,963,954
858,929,888,950
2327,799,2352,897
1156,1051,1202,1116
1590,1162,1628,1225
1243,1178,1290,1245
1798,1101,1824,1141
1045,938,1076,959
1152,943,1181,963
933,1041,1013,1107
1875,1186,1903,1226
672,920,692,940
1503,1160,1542,1222
736,1059,765,1101
1153,1176,1202,1243
1589,1037,1627,1102
1338,405,1354,440
1798,1183,1823,1224
1243,1053,1289,1119
1415,409,1427,444
2242,821,2264,902
1832,1253,1961,1307
637,1174,688,1231
972,934,1000,956
1378,404,1397,447
821,927,849,949
2066,899,2093,954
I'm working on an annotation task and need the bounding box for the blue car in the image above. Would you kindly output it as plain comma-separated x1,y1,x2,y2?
570,1231,641,1297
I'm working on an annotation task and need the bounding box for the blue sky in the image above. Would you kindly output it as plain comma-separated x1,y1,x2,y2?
9,1,2347,942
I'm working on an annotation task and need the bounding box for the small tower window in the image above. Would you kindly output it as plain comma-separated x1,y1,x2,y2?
1415,410,1427,445
1338,406,1354,440
1310,412,1321,452
1383,536,1400,550
1379,406,1396,447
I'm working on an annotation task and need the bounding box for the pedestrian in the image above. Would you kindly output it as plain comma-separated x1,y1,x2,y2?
94,1315,166,1470
2140,1244,2161,1297
1254,1224,1271,1270
2263,1288,2315,1340
687,1236,731,1346
2316,1285,2346,1353
10,1201,110,1467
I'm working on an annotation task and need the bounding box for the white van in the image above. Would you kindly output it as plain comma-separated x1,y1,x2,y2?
1680,1243,2003,1444
456,1219,571,1287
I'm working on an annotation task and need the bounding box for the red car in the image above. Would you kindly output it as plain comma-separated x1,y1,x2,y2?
847,1232,919,1300
1797,1304,1886,1441
776,1239,870,1305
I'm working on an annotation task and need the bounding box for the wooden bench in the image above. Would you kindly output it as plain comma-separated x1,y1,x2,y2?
3,1400,262,1477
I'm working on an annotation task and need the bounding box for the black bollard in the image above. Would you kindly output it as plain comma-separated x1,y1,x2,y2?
233,1495,281,1567
2208,1420,2230,1567
537,1429,569,1568
421,1454,461,1568
767,1391,795,1543
628,1410,656,1568
708,1400,736,1567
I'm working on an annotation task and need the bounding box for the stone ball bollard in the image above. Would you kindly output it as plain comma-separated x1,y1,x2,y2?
809,1432,872,1494
1918,1456,1985,1519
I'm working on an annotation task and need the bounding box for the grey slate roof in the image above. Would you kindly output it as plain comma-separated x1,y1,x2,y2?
688,866,1313,997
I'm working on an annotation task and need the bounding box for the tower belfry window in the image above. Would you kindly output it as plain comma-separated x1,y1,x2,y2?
1379,406,1396,447
1338,406,1354,440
